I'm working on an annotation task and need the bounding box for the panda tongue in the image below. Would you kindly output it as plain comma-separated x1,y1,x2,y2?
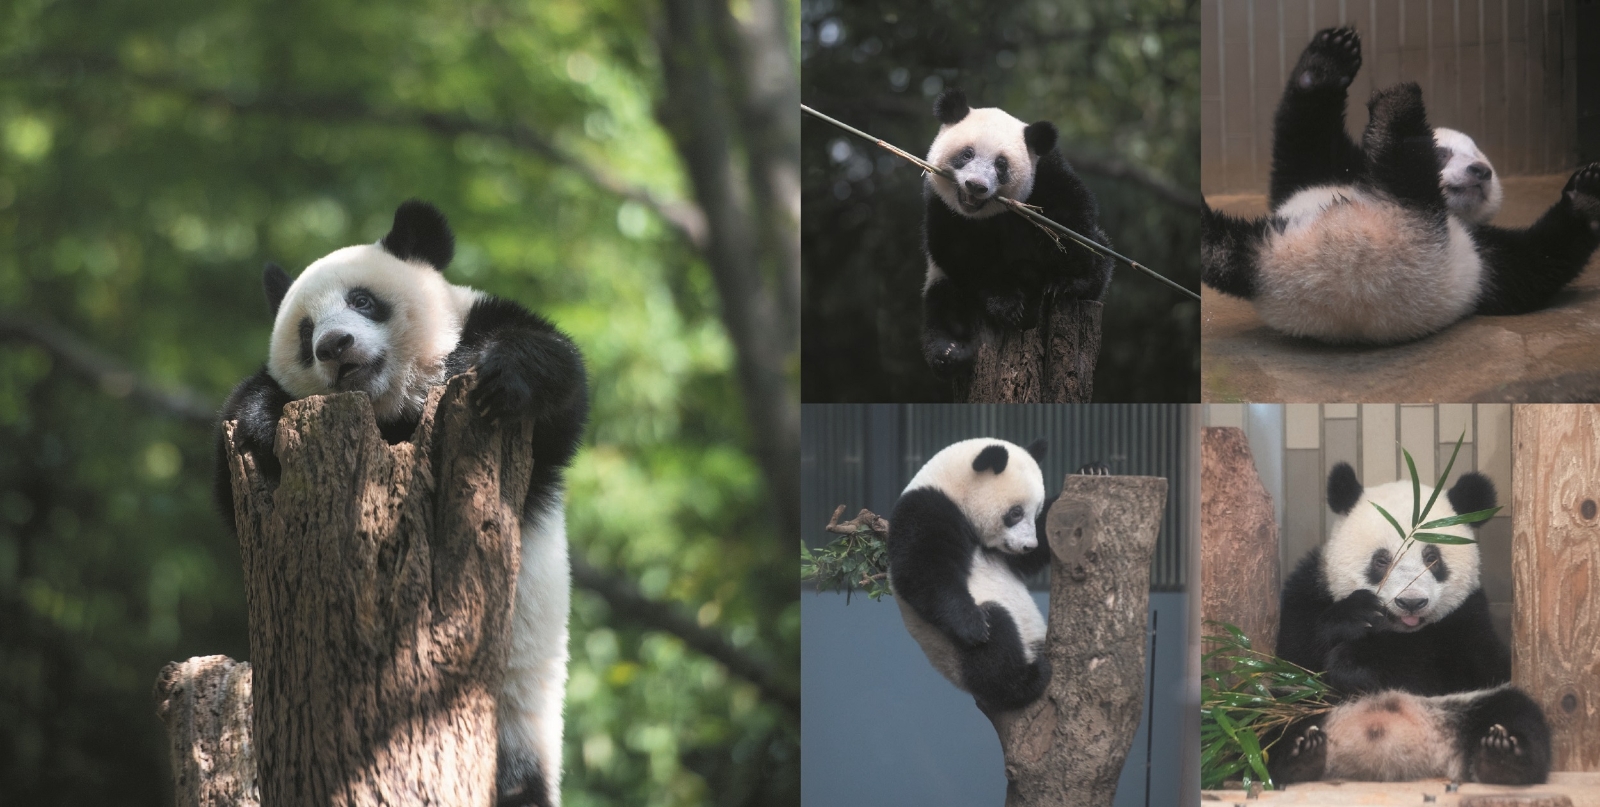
1400,615,1421,627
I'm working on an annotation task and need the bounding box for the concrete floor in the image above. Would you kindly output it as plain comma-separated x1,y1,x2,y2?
1203,174,1600,402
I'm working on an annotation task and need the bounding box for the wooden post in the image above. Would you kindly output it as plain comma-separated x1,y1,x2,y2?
221,373,532,805
1512,405,1600,773
1199,426,1280,657
958,299,1102,403
153,656,259,807
990,473,1167,807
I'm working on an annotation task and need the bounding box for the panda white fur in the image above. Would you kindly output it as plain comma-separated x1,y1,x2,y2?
213,200,588,807
920,90,1114,378
886,438,1056,712
1202,26,1600,344
1270,462,1550,785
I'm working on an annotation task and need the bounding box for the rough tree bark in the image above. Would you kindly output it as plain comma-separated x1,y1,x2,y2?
153,655,259,807
1199,426,1280,659
988,473,1167,807
216,373,531,806
958,299,1103,403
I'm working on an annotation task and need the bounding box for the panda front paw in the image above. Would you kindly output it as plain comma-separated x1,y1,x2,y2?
924,337,976,379
1564,163,1600,228
1292,26,1362,91
1320,589,1391,644
948,608,991,647
1074,461,1111,476
471,347,537,424
985,291,1031,328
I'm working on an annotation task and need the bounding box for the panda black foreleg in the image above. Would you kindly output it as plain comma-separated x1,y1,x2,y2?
1200,203,1271,300
922,274,984,379
1315,589,1392,695
213,367,293,532
1269,26,1365,207
961,602,1050,713
1461,687,1552,785
1267,717,1329,784
1361,82,1448,214
1474,163,1600,316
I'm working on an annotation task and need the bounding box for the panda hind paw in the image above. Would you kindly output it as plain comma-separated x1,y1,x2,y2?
1564,163,1600,226
1481,724,1522,756
1293,26,1362,91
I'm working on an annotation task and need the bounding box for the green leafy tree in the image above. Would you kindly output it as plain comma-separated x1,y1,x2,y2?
0,0,798,804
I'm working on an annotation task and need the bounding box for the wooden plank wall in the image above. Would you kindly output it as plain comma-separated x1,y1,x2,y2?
1201,0,1579,195
1513,405,1600,773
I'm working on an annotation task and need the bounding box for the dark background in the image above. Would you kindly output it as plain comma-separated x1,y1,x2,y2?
800,0,1202,403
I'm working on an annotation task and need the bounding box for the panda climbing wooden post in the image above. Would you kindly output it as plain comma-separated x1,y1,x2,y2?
990,473,1166,807
220,375,532,806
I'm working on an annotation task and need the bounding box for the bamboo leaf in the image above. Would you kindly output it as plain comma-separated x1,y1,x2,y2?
1404,446,1421,527
1371,502,1406,540
1418,507,1502,529
1412,531,1478,545
1422,431,1468,522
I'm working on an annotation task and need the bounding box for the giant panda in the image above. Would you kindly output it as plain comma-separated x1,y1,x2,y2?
213,200,588,807
1268,462,1550,785
886,438,1109,712
1202,26,1600,344
920,90,1114,378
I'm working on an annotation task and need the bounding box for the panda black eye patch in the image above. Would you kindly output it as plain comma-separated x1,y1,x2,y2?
1003,505,1025,528
1365,548,1392,585
346,287,392,322
995,155,1010,185
1434,145,1452,167
950,146,976,169
1422,544,1449,581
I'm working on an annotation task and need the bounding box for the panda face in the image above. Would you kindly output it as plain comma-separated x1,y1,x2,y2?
904,437,1048,554
1433,127,1503,225
925,90,1056,220
266,243,479,425
1323,465,1492,633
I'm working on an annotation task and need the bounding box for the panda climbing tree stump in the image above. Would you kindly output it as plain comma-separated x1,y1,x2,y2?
988,473,1166,807
957,298,1102,404
156,372,532,807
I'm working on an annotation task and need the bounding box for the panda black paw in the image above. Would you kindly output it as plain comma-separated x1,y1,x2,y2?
495,749,552,807
1273,723,1329,784
924,338,976,378
1564,163,1600,227
1320,588,1391,644
1074,461,1111,476
985,292,1031,329
470,349,538,424
1481,723,1521,756
948,608,991,647
1292,26,1361,91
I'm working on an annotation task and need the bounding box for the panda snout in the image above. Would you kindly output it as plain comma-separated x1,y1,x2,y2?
964,180,991,198
315,331,355,362
1467,162,1493,181
1393,595,1429,613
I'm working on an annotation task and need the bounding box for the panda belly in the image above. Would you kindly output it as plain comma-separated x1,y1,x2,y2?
1320,690,1463,781
1255,186,1483,343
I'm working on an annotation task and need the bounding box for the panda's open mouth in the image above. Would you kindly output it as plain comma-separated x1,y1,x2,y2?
955,188,991,213
333,355,386,391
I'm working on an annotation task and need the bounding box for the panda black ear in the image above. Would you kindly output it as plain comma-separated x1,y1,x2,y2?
1327,462,1363,515
1024,121,1058,156
381,199,455,271
972,444,1009,474
934,90,970,125
1446,472,1497,524
1025,438,1048,462
262,263,291,316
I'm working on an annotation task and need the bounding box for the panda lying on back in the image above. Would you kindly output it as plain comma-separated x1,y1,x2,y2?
214,200,587,807
1270,463,1550,785
920,90,1114,378
1203,26,1600,344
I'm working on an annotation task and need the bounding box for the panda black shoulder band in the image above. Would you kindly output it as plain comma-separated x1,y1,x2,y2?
801,104,1202,302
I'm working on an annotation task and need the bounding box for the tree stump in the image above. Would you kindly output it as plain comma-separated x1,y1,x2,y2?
1199,426,1280,660
154,656,259,807
219,373,533,806
958,299,1101,403
989,473,1167,807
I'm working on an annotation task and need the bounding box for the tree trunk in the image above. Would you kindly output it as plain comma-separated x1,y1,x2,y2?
958,299,1102,403
153,655,259,807
1199,426,1280,660
220,373,532,806
989,473,1168,807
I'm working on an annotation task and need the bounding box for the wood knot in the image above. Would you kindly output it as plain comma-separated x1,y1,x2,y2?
1068,564,1087,582
1562,692,1578,713
1583,499,1597,520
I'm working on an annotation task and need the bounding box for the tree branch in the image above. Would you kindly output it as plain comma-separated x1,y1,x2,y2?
571,555,798,714
0,314,216,425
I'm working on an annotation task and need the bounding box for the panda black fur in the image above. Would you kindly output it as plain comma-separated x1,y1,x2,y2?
887,438,1070,712
920,90,1114,378
213,200,587,807
1202,26,1600,344
1269,462,1550,785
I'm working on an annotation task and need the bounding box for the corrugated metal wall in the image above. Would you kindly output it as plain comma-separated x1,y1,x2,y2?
1205,403,1515,642
802,404,1194,591
1202,0,1581,195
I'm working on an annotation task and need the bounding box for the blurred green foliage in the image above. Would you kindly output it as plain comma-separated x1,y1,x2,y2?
800,0,1201,402
0,0,797,804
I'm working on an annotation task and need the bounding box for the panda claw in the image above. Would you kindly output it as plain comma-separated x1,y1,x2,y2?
1481,724,1523,756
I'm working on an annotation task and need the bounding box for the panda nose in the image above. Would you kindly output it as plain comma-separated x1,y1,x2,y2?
315,331,354,362
1467,162,1493,181
964,180,989,197
1394,596,1429,613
